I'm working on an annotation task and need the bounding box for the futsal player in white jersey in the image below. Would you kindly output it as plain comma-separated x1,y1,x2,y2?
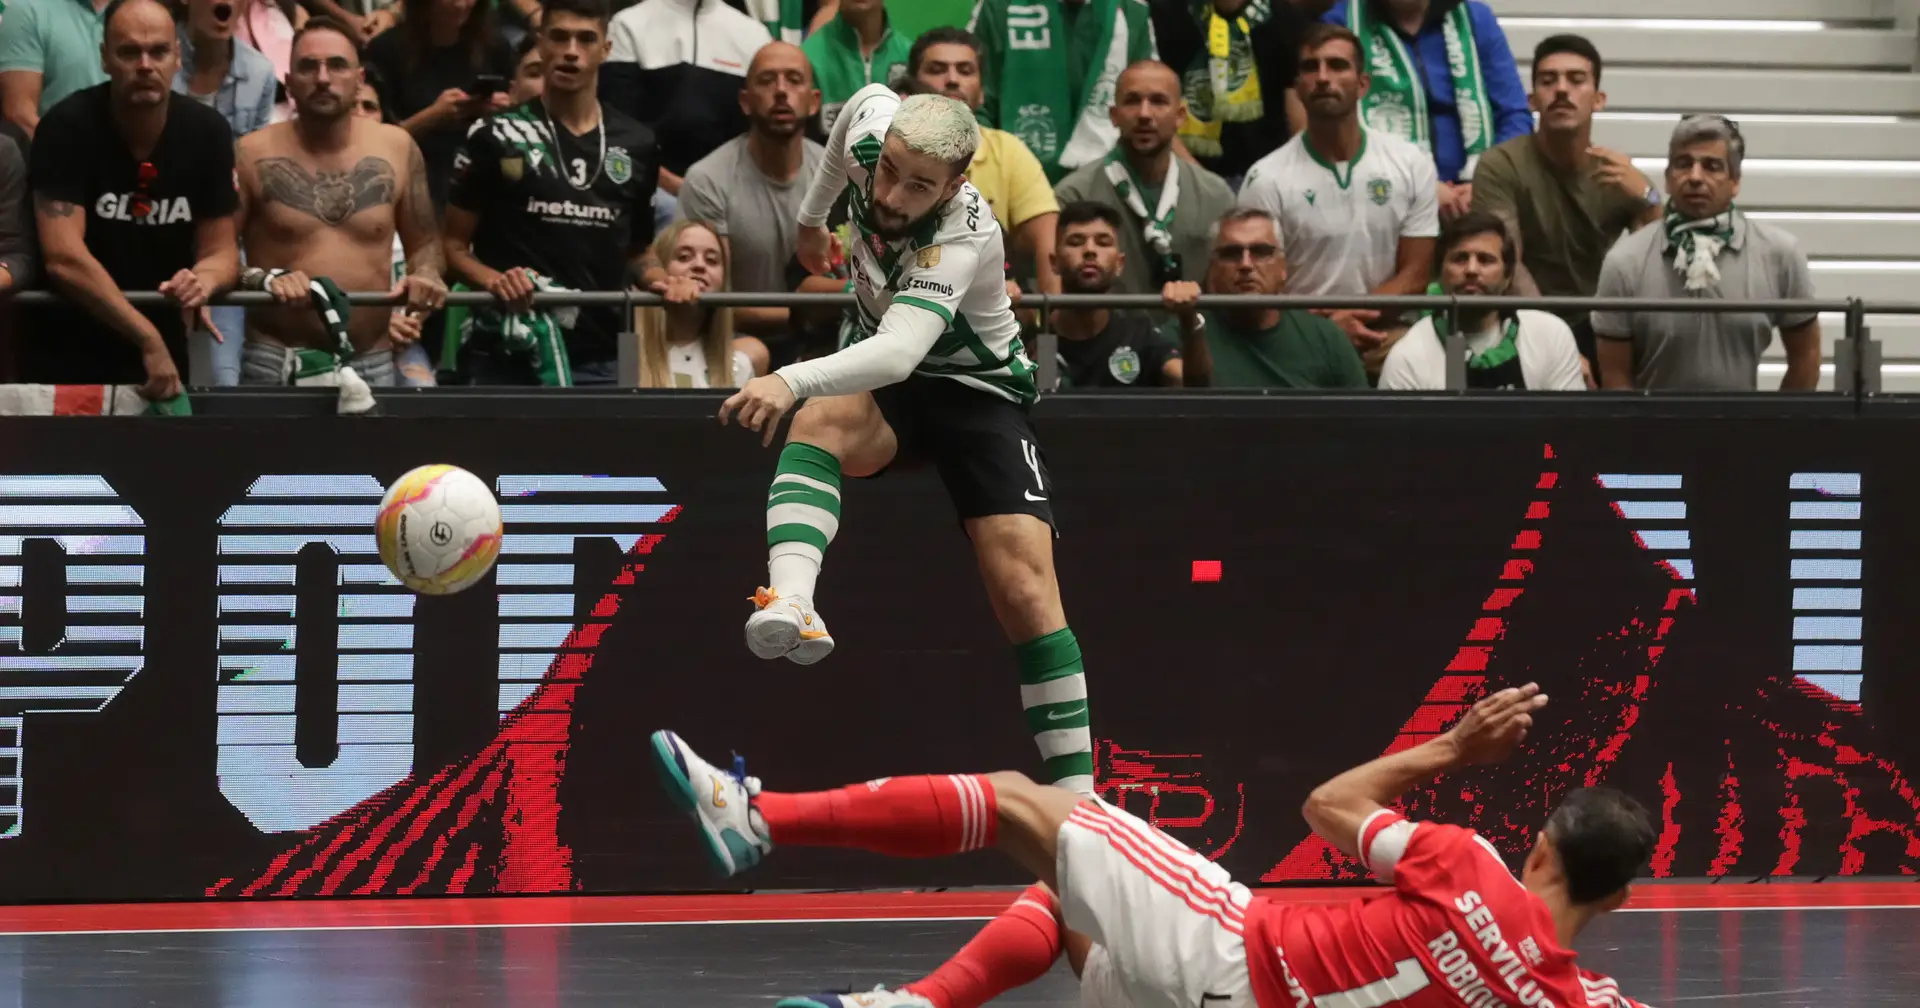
717,83,1100,794
1238,23,1438,352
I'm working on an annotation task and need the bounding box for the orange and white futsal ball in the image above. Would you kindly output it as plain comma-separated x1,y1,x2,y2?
376,464,503,595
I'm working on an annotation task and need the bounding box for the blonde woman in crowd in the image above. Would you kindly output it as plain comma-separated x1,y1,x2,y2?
635,219,766,389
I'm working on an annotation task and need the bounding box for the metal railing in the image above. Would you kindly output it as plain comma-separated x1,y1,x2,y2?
8,290,1913,396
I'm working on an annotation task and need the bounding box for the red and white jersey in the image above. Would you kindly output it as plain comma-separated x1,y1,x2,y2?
1242,811,1651,1008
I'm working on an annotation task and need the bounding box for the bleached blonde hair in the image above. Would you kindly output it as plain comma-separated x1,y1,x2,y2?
886,93,981,173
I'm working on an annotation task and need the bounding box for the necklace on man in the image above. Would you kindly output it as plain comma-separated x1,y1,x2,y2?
541,97,606,191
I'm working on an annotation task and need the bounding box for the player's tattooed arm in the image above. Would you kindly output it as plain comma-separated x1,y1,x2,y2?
399,140,445,282
33,193,167,351
255,155,398,226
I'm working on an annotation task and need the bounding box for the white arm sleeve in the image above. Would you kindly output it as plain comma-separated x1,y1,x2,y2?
774,303,947,398
798,105,853,228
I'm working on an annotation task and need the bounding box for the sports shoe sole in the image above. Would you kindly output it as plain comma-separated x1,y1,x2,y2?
649,730,745,878
785,634,834,666
745,609,802,660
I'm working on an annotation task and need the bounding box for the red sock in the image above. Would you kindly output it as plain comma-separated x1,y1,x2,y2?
905,884,1063,1008
755,774,997,857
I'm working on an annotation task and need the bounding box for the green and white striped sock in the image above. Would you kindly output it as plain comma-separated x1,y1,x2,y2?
1016,628,1093,795
766,442,842,600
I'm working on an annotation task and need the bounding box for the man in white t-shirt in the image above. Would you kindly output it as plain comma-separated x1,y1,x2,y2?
1238,22,1437,357
1381,210,1584,392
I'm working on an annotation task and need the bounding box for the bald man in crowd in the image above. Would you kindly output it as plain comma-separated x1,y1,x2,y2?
1053,60,1236,294
27,0,238,397
674,41,827,353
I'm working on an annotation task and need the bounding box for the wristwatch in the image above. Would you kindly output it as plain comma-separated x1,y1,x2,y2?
240,266,269,291
1641,184,1662,208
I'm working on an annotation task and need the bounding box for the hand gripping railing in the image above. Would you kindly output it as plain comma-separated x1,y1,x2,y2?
5,290,1907,395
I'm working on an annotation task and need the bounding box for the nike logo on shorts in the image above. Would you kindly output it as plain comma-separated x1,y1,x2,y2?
1024,491,1048,502
1047,706,1086,721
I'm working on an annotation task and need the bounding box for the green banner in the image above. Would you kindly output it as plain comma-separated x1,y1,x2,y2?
886,0,973,38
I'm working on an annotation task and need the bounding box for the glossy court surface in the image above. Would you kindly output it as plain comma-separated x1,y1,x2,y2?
0,884,1913,1006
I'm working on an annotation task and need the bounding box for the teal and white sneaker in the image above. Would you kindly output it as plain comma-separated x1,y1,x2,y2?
774,987,934,1008
748,587,836,665
649,729,773,877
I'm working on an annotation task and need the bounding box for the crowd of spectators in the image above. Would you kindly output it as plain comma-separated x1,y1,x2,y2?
0,0,1825,396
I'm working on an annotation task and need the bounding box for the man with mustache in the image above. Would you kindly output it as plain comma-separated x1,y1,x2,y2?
1379,211,1584,390
1472,35,1662,375
676,41,826,348
1238,23,1437,364
26,0,239,398
907,26,1060,299
444,0,660,385
1054,60,1234,294
1044,200,1209,388
232,18,445,388
1592,114,1821,392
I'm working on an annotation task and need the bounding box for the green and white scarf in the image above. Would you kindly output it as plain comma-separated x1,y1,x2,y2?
1102,148,1180,267
1665,204,1737,293
746,0,805,44
262,270,376,414
1177,0,1268,159
977,0,1132,179
1349,1,1493,177
443,271,579,387
1434,310,1519,371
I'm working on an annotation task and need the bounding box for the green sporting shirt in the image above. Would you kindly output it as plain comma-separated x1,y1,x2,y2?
1194,309,1369,389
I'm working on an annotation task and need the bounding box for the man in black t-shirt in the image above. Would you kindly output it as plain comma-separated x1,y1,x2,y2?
1045,201,1210,390
444,0,659,386
27,0,239,397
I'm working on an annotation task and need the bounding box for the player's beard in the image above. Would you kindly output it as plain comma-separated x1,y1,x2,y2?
870,203,932,242
297,88,352,124
1061,265,1116,294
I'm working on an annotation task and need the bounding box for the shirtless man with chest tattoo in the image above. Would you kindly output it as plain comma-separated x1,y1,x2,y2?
234,17,447,384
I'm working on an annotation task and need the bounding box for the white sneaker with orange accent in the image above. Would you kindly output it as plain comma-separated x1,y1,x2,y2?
745,588,835,665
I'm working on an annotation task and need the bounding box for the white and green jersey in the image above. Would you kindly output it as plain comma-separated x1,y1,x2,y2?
828,86,1036,404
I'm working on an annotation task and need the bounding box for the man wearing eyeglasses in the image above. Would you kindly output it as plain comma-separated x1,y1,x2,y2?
1174,206,1367,389
231,18,447,389
26,0,239,399
444,0,660,385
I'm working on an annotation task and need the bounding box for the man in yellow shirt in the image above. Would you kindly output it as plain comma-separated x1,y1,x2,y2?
905,26,1061,297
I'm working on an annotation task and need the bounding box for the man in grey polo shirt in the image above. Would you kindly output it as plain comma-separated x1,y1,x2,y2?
1592,114,1821,391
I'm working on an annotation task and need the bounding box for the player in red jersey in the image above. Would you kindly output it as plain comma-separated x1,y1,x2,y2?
650,682,1658,1008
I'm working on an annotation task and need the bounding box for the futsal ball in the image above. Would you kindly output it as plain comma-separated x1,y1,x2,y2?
376,464,503,595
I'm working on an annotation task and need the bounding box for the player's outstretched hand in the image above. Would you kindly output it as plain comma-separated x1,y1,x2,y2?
797,224,841,276
1445,683,1548,766
718,374,798,447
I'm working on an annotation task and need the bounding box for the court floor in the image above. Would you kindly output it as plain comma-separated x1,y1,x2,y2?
0,885,1913,1006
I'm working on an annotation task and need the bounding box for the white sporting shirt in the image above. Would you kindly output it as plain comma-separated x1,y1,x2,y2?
1238,129,1439,296
777,83,1035,404
1379,310,1588,391
667,341,756,389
